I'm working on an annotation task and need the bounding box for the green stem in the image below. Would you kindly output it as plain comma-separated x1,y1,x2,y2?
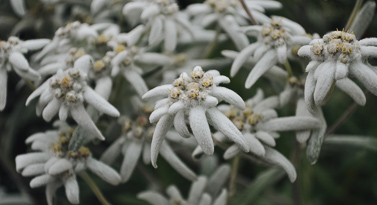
240,0,258,25
228,155,241,200
79,171,111,205
345,0,364,31
25,79,36,90
284,60,294,77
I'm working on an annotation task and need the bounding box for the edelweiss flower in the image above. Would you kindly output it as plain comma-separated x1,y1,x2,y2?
26,64,120,140
111,44,174,96
123,0,194,52
101,97,197,182
143,66,249,168
35,21,101,61
138,164,230,205
298,31,377,110
15,123,121,205
187,0,282,50
230,17,310,88
213,89,322,182
0,36,49,110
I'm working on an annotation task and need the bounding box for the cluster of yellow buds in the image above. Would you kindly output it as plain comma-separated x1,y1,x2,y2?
261,18,290,47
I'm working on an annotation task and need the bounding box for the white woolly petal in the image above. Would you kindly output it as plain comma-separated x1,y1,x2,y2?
245,50,278,88
84,86,119,117
160,141,197,181
244,133,265,156
30,174,53,188
48,158,72,175
192,146,204,160
70,103,105,140
174,110,191,138
44,157,59,173
151,115,174,168
254,44,269,60
91,0,106,14
124,67,148,97
94,76,112,100
149,17,163,45
274,16,306,35
276,44,287,64
64,176,79,204
206,164,230,197
223,144,241,160
135,53,174,65
100,137,124,165
201,95,218,108
21,163,45,177
206,107,249,152
9,51,30,71
304,71,316,113
202,13,218,27
10,0,26,16
210,86,245,110
168,101,184,115
73,55,93,74
46,181,61,205
166,185,184,201
335,61,348,80
359,38,377,46
256,131,276,146
122,2,146,16
187,3,212,15
164,18,177,53
175,13,195,40
86,157,121,185
305,60,321,72
279,85,293,107
22,39,50,50
219,15,249,51
120,140,142,182
314,61,335,105
0,68,7,110
142,85,173,100
189,106,213,155
35,38,59,61
297,45,312,58
263,147,297,182
38,63,65,76
256,116,322,131
111,50,128,67
42,98,62,122
155,98,170,109
349,61,377,96
360,46,377,57
141,4,160,20
149,105,169,123
213,189,227,205
199,193,212,205
230,43,259,77
295,98,312,143
336,78,366,106
137,192,170,205
188,177,207,205
253,96,279,113
248,88,264,105
289,36,311,45
213,76,230,85
58,103,69,121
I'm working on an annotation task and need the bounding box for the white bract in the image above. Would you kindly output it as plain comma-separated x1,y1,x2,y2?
187,0,282,51
230,17,310,88
143,66,249,168
101,99,197,183
298,31,377,111
123,0,194,52
15,124,121,205
0,36,49,110
138,164,230,205
26,65,120,140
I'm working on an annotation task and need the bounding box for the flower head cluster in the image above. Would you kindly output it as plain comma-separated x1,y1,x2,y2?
212,90,322,182
0,36,49,110
298,31,377,110
26,65,120,140
123,0,194,52
229,17,310,88
138,164,230,205
101,98,196,182
143,66,249,168
15,123,121,205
